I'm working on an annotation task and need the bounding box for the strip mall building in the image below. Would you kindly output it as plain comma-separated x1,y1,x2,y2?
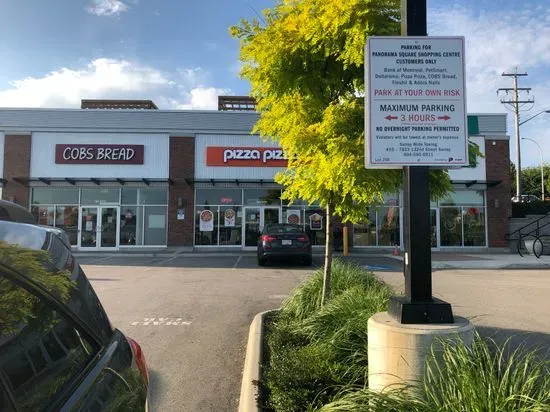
0,98,511,252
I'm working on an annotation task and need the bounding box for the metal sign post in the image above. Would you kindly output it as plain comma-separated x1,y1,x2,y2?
365,0,467,323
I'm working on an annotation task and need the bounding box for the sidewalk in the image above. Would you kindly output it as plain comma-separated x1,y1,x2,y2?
387,252,550,270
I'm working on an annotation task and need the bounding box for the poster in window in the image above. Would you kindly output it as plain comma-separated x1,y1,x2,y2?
309,213,323,231
85,221,93,232
286,210,300,225
224,208,235,227
200,210,214,232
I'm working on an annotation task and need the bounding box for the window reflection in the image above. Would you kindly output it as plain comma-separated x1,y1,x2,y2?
0,246,95,411
440,208,462,246
377,207,400,246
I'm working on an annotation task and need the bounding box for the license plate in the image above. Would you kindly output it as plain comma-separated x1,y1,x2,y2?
282,239,292,245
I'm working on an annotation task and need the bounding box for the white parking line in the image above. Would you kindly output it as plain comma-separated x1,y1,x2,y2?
130,317,192,326
233,255,243,269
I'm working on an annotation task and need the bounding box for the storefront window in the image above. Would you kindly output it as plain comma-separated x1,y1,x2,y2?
196,189,242,206
195,207,219,246
463,207,486,246
439,190,484,206
81,188,119,205
121,188,138,205
139,189,168,205
305,208,326,246
244,189,281,206
353,210,376,246
32,188,79,205
32,206,55,226
55,206,79,246
219,206,242,245
440,208,462,246
144,206,167,245
120,206,141,246
377,207,400,246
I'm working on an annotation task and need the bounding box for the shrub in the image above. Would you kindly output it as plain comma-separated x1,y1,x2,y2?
265,318,344,412
264,260,393,411
317,333,550,412
280,259,386,322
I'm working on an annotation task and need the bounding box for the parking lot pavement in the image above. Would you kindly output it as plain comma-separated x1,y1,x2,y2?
79,253,401,411
82,258,312,412
77,253,403,271
374,269,550,353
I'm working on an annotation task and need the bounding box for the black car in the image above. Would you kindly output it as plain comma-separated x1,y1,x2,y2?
0,201,149,411
257,223,312,266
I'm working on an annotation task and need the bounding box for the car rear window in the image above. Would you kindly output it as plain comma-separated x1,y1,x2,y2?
267,224,302,234
0,273,99,411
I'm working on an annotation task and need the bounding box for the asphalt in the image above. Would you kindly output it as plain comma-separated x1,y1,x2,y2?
80,253,550,411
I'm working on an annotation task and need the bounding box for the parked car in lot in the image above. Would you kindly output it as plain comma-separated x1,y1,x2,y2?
0,201,149,411
257,223,312,266
511,194,540,203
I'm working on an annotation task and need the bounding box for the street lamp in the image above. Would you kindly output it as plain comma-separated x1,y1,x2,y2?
522,137,544,201
519,110,550,126
516,110,550,197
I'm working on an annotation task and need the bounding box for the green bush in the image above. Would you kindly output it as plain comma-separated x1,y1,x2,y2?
280,259,386,322
264,260,392,411
317,333,550,412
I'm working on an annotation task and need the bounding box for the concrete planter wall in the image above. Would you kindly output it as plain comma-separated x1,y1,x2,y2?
238,309,278,412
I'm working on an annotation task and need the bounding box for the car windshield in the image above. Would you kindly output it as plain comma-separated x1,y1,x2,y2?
266,224,302,234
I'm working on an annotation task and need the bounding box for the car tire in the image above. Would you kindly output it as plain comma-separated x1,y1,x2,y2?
258,257,267,266
303,256,312,266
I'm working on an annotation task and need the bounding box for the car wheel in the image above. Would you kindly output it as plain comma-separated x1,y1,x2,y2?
303,256,312,266
258,257,267,266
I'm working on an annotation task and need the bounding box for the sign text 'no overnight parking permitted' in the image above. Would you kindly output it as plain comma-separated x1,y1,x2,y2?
365,36,467,167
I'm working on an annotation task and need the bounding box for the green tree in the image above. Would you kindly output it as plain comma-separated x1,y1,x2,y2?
231,0,450,304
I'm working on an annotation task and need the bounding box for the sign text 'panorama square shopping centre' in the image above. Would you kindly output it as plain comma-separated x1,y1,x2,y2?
365,36,468,167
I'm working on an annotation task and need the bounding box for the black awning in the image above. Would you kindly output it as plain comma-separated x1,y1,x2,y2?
451,180,501,188
27,178,173,186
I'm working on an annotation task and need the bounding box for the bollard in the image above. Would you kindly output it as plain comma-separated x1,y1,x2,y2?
343,226,349,256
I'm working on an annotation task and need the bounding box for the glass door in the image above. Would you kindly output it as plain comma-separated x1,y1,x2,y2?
262,207,280,231
79,206,119,250
431,209,440,250
244,207,261,247
99,207,119,249
80,207,99,249
243,207,281,248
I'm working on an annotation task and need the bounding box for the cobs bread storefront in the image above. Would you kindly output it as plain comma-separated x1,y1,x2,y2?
0,101,511,251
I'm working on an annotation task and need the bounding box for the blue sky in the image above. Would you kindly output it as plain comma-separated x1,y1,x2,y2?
1,0,549,167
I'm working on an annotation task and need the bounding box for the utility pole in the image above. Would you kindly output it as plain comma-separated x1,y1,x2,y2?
498,69,534,198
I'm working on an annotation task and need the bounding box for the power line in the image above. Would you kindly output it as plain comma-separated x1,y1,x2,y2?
497,68,534,197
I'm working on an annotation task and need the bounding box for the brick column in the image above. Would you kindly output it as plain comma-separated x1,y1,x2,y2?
3,135,32,208
168,136,195,246
485,139,511,247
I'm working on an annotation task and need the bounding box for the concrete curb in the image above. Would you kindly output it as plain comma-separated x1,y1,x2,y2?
238,309,278,412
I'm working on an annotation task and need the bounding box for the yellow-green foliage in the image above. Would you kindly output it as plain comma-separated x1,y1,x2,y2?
231,0,451,223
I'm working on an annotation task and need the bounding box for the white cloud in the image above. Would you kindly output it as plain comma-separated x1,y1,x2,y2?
0,58,230,111
429,5,550,167
86,0,130,16
176,87,231,110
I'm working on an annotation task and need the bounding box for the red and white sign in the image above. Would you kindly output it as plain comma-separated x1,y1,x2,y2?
206,147,288,167
55,144,144,164
365,36,467,167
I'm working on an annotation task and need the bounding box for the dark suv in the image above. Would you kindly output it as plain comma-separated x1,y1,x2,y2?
0,201,149,411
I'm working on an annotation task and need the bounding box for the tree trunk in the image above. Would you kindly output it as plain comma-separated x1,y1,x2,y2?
321,202,334,306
